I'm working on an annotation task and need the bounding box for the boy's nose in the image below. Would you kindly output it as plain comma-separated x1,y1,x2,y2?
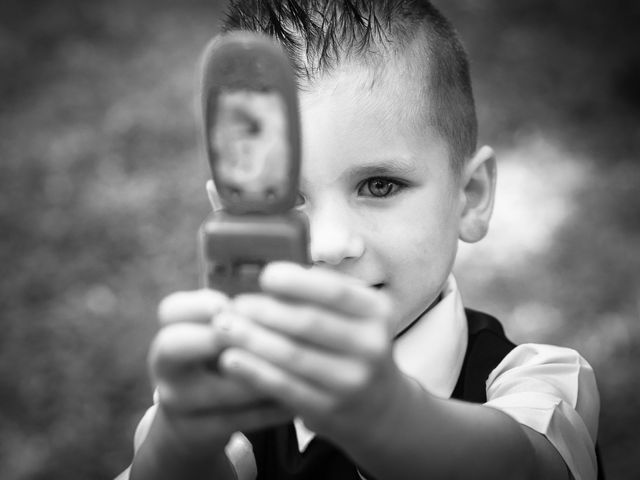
308,207,365,266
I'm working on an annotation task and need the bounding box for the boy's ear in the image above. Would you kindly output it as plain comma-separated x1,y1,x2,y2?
205,180,224,211
459,145,496,243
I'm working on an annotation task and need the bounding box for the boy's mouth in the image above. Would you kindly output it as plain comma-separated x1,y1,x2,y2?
372,283,385,290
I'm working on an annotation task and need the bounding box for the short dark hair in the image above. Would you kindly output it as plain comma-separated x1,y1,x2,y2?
221,0,477,171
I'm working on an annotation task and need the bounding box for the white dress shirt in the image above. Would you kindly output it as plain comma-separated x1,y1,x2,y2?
127,276,600,480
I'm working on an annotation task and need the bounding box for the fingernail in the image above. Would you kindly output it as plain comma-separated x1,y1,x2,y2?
213,311,235,333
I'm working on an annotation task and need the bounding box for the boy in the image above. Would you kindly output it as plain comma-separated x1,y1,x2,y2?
121,1,600,479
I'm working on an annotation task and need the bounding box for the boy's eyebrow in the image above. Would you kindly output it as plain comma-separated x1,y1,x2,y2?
342,158,419,179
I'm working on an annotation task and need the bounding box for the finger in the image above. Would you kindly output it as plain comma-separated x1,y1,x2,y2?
218,347,335,418
151,323,274,411
260,262,391,318
157,289,229,326
150,323,218,381
231,294,386,354
213,311,371,392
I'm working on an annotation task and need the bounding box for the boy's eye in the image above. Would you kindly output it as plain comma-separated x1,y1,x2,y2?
358,177,404,198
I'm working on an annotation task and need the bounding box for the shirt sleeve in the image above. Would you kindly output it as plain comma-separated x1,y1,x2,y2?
112,405,158,480
484,343,600,480
225,432,258,480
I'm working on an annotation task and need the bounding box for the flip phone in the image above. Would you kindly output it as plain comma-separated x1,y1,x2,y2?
198,32,309,295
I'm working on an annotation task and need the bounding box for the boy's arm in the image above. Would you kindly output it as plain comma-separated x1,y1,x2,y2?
123,289,290,480
215,263,574,480
342,376,569,479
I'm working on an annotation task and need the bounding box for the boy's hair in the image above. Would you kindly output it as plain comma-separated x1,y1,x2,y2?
221,0,477,171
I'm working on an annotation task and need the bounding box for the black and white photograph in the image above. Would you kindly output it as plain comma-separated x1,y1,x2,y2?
1,1,638,479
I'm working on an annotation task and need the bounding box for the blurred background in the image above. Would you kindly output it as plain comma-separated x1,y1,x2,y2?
0,0,638,478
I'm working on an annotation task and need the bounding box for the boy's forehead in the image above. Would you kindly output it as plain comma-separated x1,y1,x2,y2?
297,59,452,183
297,61,451,170
300,58,430,124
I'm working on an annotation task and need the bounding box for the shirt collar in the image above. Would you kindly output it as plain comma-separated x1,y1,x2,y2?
295,275,468,451
392,274,468,399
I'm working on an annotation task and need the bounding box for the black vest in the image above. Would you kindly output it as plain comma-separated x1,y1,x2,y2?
245,309,604,479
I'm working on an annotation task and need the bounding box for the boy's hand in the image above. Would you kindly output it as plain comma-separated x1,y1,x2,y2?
213,262,405,444
147,289,291,456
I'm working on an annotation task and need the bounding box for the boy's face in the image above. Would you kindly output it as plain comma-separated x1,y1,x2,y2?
298,64,465,333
